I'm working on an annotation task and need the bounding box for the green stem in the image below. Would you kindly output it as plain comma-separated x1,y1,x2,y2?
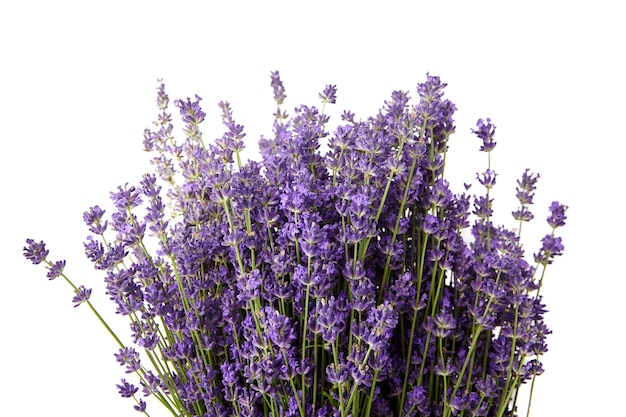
525,370,539,417
300,255,313,411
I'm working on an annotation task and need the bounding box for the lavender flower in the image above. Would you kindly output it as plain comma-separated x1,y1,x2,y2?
134,399,147,413
71,286,92,307
547,201,568,229
516,169,540,206
477,169,497,189
23,239,48,264
319,84,337,105
534,234,565,265
83,205,109,234
24,73,567,417
271,70,286,105
46,260,66,280
115,347,141,373
116,379,138,398
472,118,497,152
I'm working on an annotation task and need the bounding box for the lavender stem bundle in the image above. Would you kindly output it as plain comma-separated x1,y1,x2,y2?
24,72,567,417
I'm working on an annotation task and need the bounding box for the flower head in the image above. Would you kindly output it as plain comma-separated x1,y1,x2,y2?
547,201,568,229
477,169,497,189
116,379,138,398
71,286,92,307
115,347,141,373
417,73,447,101
472,118,497,152
23,239,48,265
516,169,540,205
46,260,66,280
83,206,108,234
534,234,565,265
319,84,337,104
270,70,286,105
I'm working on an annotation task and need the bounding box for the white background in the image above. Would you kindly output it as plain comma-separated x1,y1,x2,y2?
1,1,623,416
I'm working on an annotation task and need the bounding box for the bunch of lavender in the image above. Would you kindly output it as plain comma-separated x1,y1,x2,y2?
24,72,567,417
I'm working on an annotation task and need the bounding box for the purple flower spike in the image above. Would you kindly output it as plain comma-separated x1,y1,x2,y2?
547,201,568,229
174,95,206,126
534,235,564,265
83,236,105,265
115,347,141,373
83,205,108,234
319,84,337,104
431,312,457,338
472,118,497,152
155,79,168,110
477,169,497,189
71,286,92,307
46,260,66,280
264,307,296,349
116,379,138,398
110,185,143,211
516,169,540,205
133,398,147,413
417,73,447,101
513,169,541,222
270,70,286,105
23,239,49,265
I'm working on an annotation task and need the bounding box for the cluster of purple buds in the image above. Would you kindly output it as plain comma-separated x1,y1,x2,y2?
24,72,567,417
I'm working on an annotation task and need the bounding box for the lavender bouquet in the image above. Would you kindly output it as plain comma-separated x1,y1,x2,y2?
24,73,567,417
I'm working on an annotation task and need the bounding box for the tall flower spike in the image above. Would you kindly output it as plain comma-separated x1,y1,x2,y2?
547,201,568,229
270,70,286,105
83,205,108,234
534,235,564,265
174,94,206,126
174,94,206,142
319,84,337,104
516,169,540,206
417,73,447,102
155,79,169,110
472,118,497,152
115,347,141,373
513,169,541,222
